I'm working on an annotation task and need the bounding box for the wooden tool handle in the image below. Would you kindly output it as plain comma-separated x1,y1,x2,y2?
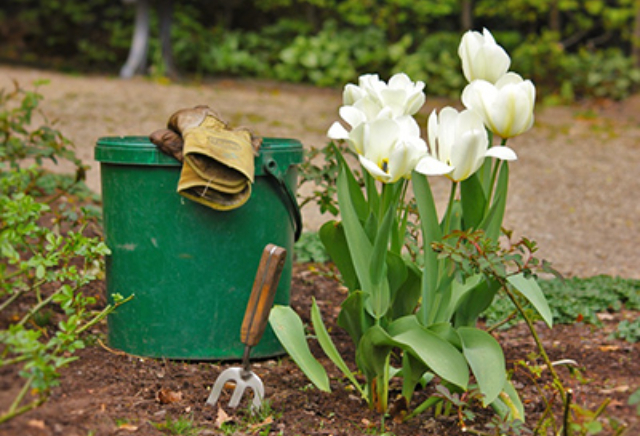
241,244,287,347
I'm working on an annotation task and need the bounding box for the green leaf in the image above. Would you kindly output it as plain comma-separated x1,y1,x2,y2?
401,351,428,401
457,327,506,405
319,221,358,291
507,273,554,328
501,379,525,421
453,276,501,328
389,259,420,320
366,199,395,317
411,172,442,325
337,291,373,345
311,299,364,397
480,162,509,240
357,325,394,380
388,316,469,389
333,143,368,221
337,167,386,317
269,305,330,392
460,172,487,230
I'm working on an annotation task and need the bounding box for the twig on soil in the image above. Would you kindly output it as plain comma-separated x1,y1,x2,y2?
96,338,128,357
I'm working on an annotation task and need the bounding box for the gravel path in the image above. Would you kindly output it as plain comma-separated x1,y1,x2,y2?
1,65,638,279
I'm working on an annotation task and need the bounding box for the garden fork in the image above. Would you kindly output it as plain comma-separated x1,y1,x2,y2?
206,244,287,412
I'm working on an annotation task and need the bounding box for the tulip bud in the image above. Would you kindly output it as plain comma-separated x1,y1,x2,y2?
459,28,511,84
461,73,536,139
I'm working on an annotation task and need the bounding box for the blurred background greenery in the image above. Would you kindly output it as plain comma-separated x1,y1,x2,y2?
2,0,640,101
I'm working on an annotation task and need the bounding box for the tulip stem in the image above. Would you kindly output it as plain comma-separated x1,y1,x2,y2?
443,182,458,235
485,160,502,215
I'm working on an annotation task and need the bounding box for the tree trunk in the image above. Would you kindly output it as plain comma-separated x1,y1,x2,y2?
633,0,640,68
120,0,150,79
461,0,473,30
158,0,179,79
549,0,561,33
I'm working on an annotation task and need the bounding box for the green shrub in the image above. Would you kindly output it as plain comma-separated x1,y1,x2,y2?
273,21,392,86
392,32,465,98
483,275,640,339
0,81,127,424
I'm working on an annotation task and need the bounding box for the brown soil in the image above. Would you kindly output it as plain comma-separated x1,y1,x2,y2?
1,65,639,435
1,265,639,436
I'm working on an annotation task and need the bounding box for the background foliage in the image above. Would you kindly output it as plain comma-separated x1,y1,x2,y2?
2,1,640,98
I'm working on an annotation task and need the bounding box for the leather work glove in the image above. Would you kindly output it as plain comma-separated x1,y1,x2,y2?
150,106,261,211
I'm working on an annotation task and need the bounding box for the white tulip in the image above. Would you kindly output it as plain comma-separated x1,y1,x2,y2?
415,107,517,182
461,72,536,139
342,73,426,120
458,28,511,84
357,116,428,184
329,73,427,156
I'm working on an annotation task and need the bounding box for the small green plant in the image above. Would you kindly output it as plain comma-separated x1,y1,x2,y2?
293,232,330,263
629,388,640,416
152,415,201,436
219,400,281,435
611,318,640,343
0,81,129,423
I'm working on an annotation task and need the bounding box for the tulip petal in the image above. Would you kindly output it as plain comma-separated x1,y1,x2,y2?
485,146,517,161
339,106,367,129
414,155,454,176
359,155,391,183
328,122,350,140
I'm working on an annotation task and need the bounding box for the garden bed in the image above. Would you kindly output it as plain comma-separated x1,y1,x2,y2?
0,263,638,436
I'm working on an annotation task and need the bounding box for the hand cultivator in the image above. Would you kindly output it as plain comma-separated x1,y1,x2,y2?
206,244,286,412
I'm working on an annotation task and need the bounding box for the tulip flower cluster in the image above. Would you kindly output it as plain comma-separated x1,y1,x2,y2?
271,29,548,420
328,27,534,183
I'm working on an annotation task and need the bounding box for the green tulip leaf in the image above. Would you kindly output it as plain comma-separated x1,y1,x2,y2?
389,258,420,319
480,162,509,240
460,173,487,230
507,273,554,328
388,316,469,389
319,220,358,291
411,172,442,325
311,299,365,396
453,276,501,328
269,305,330,392
491,379,525,422
401,351,429,401
337,291,373,345
457,327,506,405
357,325,395,380
333,143,368,221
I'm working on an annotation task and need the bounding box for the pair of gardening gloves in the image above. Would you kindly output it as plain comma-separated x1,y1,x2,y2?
150,106,261,210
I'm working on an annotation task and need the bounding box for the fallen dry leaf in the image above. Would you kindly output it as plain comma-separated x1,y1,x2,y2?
117,423,138,432
215,407,233,428
155,388,183,404
600,385,630,394
27,420,46,430
248,416,274,432
599,345,621,352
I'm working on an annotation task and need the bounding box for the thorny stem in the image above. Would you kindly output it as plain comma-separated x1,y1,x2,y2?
1,294,133,423
486,308,520,333
4,375,39,420
502,283,567,403
0,289,26,313
17,283,71,327
563,389,573,436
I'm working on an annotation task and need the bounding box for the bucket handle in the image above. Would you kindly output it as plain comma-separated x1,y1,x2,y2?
263,157,302,242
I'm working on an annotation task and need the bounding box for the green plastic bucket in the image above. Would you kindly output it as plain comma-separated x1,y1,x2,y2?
95,136,303,360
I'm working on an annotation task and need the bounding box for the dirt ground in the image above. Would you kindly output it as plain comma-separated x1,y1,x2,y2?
1,65,639,435
0,265,639,436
